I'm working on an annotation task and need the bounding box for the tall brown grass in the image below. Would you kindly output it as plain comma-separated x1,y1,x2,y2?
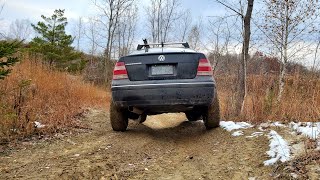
0,54,109,141
217,74,320,123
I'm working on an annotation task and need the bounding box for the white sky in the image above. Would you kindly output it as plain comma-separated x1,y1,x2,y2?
0,0,225,47
0,0,222,23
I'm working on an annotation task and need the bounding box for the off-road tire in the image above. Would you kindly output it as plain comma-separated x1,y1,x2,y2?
110,101,128,131
185,111,201,121
203,93,220,130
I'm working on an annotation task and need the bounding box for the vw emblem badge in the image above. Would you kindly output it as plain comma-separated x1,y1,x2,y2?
158,55,165,62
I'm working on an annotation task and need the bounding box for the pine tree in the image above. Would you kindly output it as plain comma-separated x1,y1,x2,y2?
30,9,80,67
0,40,20,80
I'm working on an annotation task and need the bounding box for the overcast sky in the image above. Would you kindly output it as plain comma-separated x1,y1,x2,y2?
0,0,225,48
0,0,231,53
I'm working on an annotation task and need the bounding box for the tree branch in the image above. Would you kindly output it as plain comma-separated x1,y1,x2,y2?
216,0,243,18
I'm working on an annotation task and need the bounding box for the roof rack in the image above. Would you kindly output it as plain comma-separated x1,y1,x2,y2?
137,42,190,50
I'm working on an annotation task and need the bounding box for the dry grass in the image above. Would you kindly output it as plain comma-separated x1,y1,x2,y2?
217,74,320,123
0,54,109,141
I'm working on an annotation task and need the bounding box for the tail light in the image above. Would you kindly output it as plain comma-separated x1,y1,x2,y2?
113,62,128,80
197,58,213,76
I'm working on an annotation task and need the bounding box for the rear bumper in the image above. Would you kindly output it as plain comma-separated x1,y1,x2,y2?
111,82,216,108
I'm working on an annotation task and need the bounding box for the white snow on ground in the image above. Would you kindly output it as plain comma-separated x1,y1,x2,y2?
289,122,320,140
271,122,286,127
34,121,45,128
220,121,253,131
264,130,291,166
221,121,320,166
258,122,286,131
232,130,243,136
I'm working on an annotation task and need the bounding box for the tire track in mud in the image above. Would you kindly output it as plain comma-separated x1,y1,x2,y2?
0,110,272,179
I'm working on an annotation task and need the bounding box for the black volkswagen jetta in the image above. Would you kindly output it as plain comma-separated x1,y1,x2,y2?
110,42,220,131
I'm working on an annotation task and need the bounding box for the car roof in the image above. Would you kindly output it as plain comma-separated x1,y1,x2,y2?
129,47,198,56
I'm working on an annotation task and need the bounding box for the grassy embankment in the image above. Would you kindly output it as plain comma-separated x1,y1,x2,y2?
0,54,108,141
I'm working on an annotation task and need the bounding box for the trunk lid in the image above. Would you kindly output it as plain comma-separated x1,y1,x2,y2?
120,53,205,81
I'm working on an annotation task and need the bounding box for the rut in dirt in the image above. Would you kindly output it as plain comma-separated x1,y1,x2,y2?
0,110,272,180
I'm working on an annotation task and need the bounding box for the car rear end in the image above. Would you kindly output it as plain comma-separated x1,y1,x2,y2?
111,48,217,113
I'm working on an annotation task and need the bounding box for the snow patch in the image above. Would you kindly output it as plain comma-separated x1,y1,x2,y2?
289,122,320,140
246,132,264,138
271,122,286,127
34,121,45,128
220,121,253,131
264,130,291,166
232,131,244,136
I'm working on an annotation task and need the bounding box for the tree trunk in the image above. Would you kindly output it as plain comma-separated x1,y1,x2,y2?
236,0,254,116
277,0,289,102
278,61,286,101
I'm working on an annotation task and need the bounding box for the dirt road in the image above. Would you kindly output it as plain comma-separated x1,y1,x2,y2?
0,110,274,179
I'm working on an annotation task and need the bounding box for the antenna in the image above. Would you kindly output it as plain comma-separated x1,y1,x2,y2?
143,39,150,52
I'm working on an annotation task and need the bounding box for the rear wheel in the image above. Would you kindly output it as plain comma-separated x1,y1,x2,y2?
203,93,220,130
110,101,128,131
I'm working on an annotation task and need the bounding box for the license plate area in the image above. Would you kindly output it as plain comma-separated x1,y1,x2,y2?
150,64,175,76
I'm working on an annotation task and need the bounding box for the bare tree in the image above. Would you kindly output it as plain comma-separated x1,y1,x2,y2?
177,9,192,42
216,0,254,115
188,25,201,50
145,0,181,43
207,17,233,74
85,17,99,58
73,17,84,51
240,0,254,114
93,0,134,59
0,1,6,39
261,0,319,101
162,0,180,42
8,19,32,41
146,0,157,42
83,17,108,85
93,0,134,85
116,3,138,57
